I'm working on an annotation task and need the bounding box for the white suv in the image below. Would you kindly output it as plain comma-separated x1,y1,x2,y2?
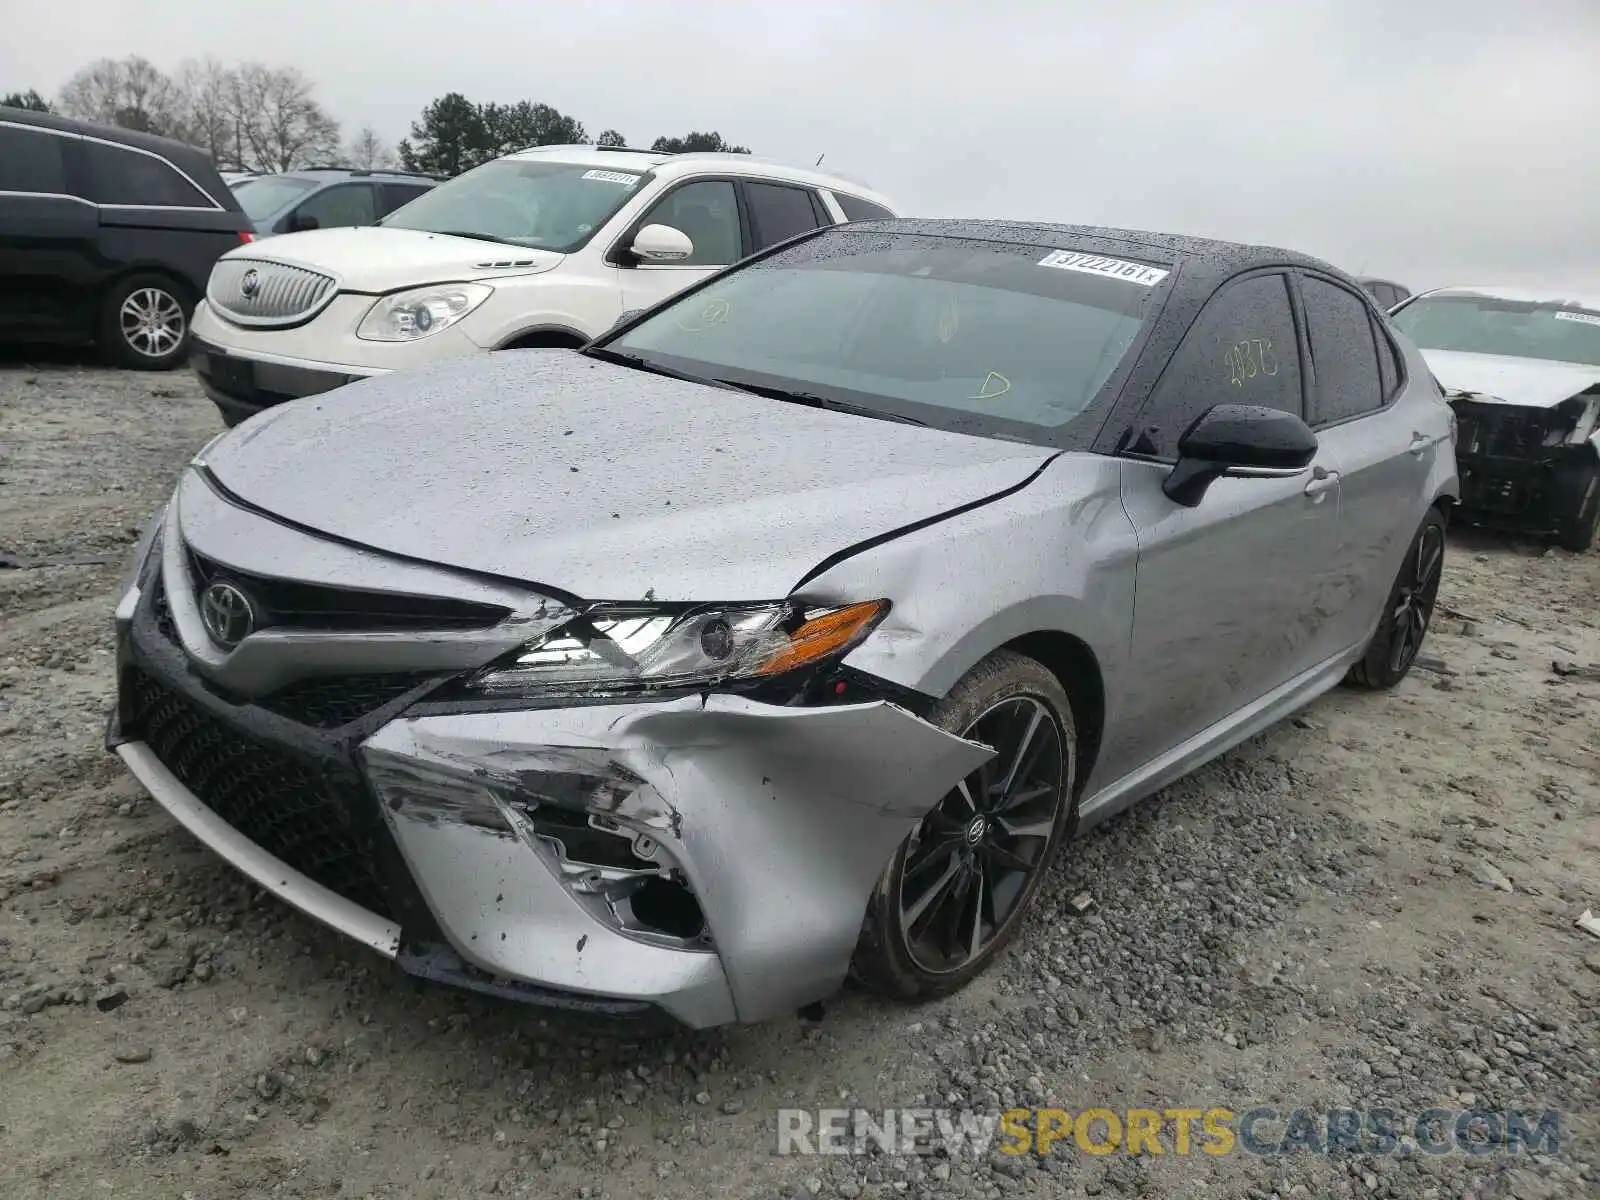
188,145,899,425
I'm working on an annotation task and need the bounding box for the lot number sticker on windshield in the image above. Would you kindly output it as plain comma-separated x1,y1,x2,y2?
1037,251,1169,287
582,170,640,185
1554,310,1600,328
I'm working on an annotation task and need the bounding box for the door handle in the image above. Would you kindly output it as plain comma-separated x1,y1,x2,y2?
1304,466,1340,499
1408,431,1431,457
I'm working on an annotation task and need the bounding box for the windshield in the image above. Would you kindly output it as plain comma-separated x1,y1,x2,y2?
1392,294,1600,368
235,176,317,221
600,230,1165,441
380,159,648,252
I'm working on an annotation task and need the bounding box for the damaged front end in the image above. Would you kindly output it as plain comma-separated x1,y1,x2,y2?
1447,386,1600,539
108,477,995,1027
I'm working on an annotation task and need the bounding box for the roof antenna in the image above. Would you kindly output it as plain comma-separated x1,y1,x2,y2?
815,153,825,167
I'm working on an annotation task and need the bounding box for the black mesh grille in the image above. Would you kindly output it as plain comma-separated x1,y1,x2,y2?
258,674,438,728
188,552,509,633
125,669,395,921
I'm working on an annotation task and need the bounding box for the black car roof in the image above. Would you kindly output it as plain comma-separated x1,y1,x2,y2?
0,106,224,181
834,217,1356,297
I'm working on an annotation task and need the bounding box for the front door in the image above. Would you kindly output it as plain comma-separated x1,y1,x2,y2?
1100,271,1345,783
618,178,745,315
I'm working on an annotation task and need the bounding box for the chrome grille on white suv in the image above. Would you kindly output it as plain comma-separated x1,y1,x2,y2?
207,259,337,327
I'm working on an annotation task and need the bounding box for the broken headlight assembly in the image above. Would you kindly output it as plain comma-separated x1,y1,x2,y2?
464,599,889,699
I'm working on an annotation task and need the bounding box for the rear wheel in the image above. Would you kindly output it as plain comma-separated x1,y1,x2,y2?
100,274,192,370
851,650,1078,1001
1347,507,1447,689
1554,461,1599,553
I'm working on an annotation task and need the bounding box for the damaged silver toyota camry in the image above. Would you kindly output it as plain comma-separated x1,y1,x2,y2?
109,219,1460,1027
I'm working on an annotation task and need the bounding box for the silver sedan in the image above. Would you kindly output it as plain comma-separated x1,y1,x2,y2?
109,219,1459,1027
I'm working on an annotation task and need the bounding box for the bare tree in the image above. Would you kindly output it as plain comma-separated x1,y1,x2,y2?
57,56,183,135
229,63,341,171
173,58,237,165
346,126,394,170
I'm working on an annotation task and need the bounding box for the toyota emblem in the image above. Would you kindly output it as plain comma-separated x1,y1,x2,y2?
200,581,256,649
239,268,260,299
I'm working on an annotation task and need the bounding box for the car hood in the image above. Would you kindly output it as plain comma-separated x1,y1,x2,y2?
219,226,565,292
1422,348,1600,409
203,351,1058,601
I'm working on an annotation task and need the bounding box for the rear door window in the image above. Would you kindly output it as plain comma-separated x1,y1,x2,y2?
84,141,212,207
744,181,826,250
1141,272,1304,458
1300,276,1385,425
0,124,69,195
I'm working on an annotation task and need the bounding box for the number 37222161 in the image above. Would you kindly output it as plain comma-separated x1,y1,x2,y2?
1224,339,1278,387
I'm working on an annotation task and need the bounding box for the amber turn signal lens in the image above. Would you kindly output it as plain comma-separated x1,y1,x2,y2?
756,601,888,677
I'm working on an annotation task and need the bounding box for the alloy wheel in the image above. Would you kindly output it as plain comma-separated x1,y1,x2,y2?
119,287,186,360
1387,521,1444,675
897,696,1068,974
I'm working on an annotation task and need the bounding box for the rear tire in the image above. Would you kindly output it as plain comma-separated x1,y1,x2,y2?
850,650,1078,1002
1348,507,1447,689
1554,461,1600,553
100,274,193,370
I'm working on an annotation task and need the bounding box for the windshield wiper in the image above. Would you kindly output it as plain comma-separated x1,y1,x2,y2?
710,380,928,426
582,346,743,389
431,229,521,246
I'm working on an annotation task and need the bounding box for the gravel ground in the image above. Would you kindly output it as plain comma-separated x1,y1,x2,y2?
1,353,1597,1200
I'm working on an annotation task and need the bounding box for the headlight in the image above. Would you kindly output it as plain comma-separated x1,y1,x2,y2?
356,283,493,342
466,600,888,698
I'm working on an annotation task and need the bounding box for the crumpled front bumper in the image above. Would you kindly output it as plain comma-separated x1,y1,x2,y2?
359,699,993,1026
111,571,992,1026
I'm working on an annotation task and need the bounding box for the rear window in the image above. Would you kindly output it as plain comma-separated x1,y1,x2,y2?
607,230,1167,442
84,142,213,207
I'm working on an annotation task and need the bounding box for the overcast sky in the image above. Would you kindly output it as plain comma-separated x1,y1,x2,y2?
5,0,1598,292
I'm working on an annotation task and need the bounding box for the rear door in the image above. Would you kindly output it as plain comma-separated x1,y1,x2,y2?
80,136,250,299
1105,271,1344,781
0,120,99,338
1294,271,1434,652
741,179,830,251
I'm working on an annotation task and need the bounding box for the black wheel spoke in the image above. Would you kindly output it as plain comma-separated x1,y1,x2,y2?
897,694,1070,975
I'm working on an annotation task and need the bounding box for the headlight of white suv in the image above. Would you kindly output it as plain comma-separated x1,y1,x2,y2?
356,283,493,342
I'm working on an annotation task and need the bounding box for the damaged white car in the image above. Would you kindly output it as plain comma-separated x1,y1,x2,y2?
110,219,1458,1027
1390,285,1600,551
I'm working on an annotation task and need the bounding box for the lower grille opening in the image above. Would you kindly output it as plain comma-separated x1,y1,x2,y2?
628,879,706,941
257,674,439,729
124,668,396,922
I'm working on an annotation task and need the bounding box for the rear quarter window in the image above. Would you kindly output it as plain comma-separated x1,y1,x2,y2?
84,142,213,208
834,193,896,222
0,124,69,195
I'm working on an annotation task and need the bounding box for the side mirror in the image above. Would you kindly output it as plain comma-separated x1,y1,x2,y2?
289,213,320,233
630,223,694,263
1162,403,1318,507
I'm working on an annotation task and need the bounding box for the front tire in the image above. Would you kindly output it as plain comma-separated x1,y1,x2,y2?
1554,461,1599,553
1348,507,1447,689
851,650,1078,1002
100,274,192,370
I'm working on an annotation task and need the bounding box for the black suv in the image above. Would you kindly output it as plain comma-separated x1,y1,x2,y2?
232,167,440,237
0,107,253,370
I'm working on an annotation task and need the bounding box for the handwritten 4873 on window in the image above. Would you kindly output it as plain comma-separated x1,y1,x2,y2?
1224,338,1278,388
